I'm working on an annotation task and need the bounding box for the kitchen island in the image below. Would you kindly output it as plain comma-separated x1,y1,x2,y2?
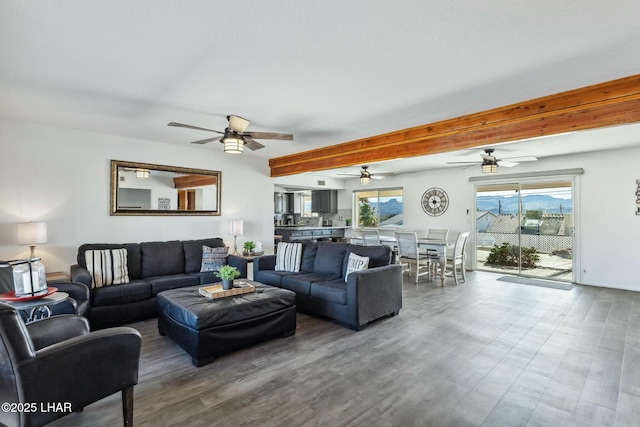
275,226,347,243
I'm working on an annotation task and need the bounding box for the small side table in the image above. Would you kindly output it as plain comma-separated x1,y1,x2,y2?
239,254,261,262
4,292,69,323
238,253,266,280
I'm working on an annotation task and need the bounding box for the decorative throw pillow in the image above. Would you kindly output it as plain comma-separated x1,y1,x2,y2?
275,242,303,272
201,245,229,272
85,248,129,288
345,252,369,282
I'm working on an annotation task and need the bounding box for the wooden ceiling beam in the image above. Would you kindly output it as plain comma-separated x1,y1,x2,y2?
269,74,640,177
173,175,217,189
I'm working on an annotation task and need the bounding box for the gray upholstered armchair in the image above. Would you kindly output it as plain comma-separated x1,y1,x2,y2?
0,302,142,427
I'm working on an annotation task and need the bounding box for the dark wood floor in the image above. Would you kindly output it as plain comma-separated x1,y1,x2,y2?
50,272,640,427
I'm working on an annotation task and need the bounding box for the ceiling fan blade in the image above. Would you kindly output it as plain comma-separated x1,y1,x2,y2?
190,137,221,145
243,131,293,140
243,137,265,151
498,161,519,167
168,122,224,134
500,156,538,162
372,172,395,177
447,161,481,165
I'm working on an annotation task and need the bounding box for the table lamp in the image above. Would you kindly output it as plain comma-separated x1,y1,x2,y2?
18,221,47,259
229,219,244,255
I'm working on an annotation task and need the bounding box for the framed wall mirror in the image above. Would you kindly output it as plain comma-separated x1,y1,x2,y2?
110,160,221,216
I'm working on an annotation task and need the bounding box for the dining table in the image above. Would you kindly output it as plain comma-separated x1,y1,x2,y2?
418,238,453,286
349,232,455,285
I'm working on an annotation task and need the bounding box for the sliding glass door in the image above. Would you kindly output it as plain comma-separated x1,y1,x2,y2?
475,180,574,281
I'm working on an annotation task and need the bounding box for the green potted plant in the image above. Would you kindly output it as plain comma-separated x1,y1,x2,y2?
216,265,240,290
243,240,256,255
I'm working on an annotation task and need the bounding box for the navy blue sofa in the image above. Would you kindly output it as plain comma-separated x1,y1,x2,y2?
254,242,402,330
71,238,247,328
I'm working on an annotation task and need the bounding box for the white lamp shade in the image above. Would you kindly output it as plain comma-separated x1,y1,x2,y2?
229,219,244,236
18,222,47,245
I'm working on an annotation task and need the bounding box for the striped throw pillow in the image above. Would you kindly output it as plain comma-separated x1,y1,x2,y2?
275,242,303,272
85,248,130,288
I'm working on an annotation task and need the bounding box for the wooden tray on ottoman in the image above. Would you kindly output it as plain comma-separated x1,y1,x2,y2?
198,281,255,299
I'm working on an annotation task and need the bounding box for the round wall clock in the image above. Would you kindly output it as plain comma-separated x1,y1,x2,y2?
421,187,449,216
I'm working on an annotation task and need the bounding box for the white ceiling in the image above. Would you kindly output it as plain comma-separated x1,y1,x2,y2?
2,1,640,179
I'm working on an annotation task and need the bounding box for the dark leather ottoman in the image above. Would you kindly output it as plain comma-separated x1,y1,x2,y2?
157,281,296,367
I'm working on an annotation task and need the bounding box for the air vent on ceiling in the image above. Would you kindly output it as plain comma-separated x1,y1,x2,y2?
317,180,326,186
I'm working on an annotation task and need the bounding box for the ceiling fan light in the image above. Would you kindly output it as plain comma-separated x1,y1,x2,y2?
223,136,244,154
360,176,371,185
135,168,150,179
481,163,497,173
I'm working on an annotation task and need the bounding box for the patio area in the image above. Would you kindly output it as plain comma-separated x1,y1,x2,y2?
476,248,573,282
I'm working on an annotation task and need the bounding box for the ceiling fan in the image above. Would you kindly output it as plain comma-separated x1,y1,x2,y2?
168,115,293,153
447,149,537,172
338,166,395,184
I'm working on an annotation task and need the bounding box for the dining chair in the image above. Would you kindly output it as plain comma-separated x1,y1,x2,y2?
344,228,363,244
427,228,449,240
361,229,381,246
444,231,470,285
425,228,449,275
395,231,430,283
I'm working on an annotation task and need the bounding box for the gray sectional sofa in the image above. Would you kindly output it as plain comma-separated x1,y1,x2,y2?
71,238,247,328
254,242,402,330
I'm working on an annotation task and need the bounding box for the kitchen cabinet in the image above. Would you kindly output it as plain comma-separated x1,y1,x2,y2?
311,190,337,214
274,192,295,214
274,193,283,213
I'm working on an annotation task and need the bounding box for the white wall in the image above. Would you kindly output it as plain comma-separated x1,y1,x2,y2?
195,187,218,210
274,174,345,191
0,118,276,273
342,145,640,291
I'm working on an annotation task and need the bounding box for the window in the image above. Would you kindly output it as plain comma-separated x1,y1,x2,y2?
301,193,318,217
354,188,403,227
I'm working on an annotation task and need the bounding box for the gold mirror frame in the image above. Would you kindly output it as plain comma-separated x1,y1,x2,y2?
110,160,221,216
